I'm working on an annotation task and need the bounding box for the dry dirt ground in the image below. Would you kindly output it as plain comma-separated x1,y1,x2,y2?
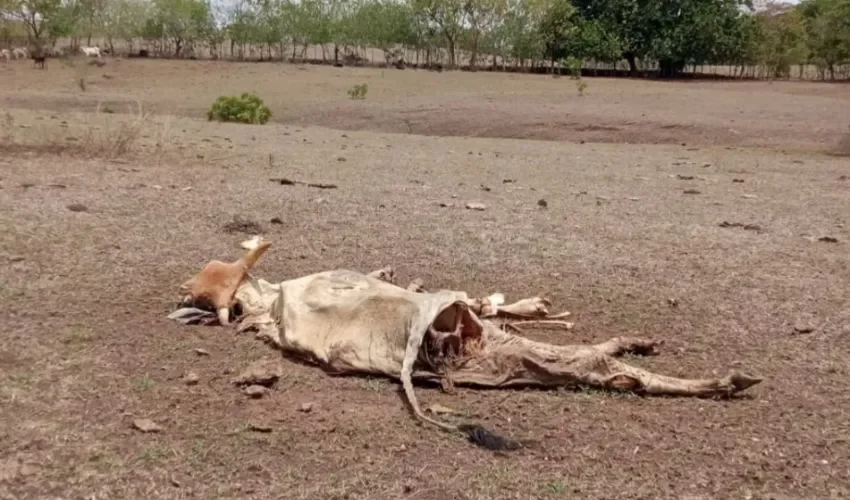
1,58,849,499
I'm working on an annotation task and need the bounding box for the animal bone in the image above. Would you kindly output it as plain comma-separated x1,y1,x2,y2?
487,296,571,319
408,278,568,321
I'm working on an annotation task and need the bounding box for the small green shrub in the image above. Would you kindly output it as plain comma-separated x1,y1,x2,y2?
347,83,368,100
207,92,271,125
576,79,588,96
561,56,583,79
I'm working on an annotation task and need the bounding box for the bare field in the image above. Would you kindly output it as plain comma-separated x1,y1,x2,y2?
2,58,849,153
1,59,850,499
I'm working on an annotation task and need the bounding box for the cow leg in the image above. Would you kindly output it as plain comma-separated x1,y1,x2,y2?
572,353,762,398
592,336,663,357
444,326,762,397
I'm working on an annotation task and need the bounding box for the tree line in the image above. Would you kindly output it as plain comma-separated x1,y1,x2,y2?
1,0,848,79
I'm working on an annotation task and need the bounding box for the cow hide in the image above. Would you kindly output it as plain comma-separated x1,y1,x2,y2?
172,238,764,451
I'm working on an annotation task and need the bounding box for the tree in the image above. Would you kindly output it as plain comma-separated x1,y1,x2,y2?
463,0,506,68
413,0,465,67
570,18,622,64
101,0,152,53
537,0,576,69
147,0,216,56
75,0,108,45
1,0,74,47
799,0,850,79
753,4,808,78
570,0,652,75
646,0,751,76
570,0,751,77
483,0,551,69
349,0,415,62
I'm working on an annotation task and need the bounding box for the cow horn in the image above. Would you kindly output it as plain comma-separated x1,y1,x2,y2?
217,306,230,326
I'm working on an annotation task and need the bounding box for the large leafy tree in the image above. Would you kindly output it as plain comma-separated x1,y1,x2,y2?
570,0,750,76
537,0,577,65
1,0,78,45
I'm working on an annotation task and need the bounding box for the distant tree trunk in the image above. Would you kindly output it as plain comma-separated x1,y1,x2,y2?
469,34,479,69
658,59,684,78
625,52,638,76
445,35,456,68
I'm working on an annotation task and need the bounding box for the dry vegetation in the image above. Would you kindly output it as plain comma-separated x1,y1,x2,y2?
1,58,849,499
1,103,171,160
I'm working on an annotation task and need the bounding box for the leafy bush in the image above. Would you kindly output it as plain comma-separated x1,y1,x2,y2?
576,80,588,96
347,83,368,100
207,93,271,124
561,56,583,80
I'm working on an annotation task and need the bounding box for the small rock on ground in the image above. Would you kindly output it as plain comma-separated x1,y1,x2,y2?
243,385,269,399
183,372,200,385
66,203,88,212
232,359,283,387
132,418,163,433
792,324,815,335
248,422,273,433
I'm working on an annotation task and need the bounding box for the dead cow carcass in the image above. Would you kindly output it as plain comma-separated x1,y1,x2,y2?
171,237,763,450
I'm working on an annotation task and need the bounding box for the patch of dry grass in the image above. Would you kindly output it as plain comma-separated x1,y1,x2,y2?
0,102,172,159
835,125,850,156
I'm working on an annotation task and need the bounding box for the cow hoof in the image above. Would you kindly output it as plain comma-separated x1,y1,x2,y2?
727,371,763,393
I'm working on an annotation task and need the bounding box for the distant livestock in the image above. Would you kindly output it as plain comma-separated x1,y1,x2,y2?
80,46,101,57
32,53,46,69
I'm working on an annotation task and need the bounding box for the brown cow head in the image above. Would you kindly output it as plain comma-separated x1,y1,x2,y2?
179,237,272,325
